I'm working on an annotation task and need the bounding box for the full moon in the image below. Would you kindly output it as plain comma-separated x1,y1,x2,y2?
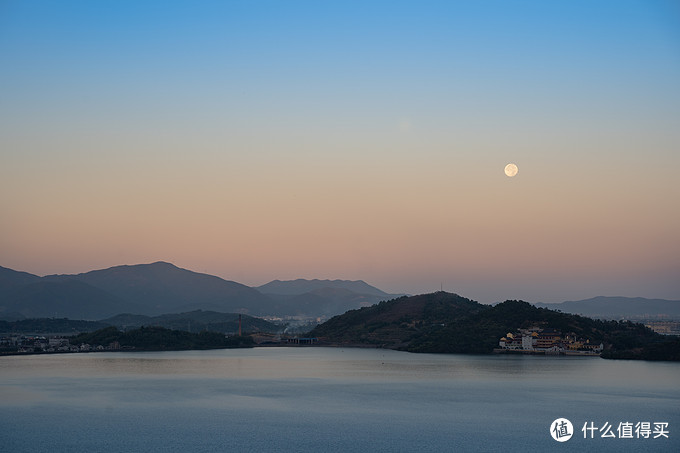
504,163,518,177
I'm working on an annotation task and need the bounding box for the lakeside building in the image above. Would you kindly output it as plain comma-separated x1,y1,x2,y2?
498,327,603,355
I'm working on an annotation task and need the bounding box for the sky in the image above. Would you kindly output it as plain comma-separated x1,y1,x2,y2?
1,0,679,303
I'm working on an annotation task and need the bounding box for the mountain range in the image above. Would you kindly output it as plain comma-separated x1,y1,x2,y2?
533,297,680,320
1,262,678,323
0,262,402,320
257,278,400,318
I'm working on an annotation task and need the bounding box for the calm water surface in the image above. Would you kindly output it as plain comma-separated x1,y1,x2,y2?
1,347,678,452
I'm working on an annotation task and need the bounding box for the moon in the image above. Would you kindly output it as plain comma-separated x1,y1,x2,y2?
504,163,518,177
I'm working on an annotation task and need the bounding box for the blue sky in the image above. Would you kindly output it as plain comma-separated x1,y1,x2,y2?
1,1,679,302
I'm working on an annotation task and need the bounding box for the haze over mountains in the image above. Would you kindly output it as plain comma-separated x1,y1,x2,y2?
257,278,402,318
0,262,678,322
533,297,680,320
258,279,391,297
0,262,403,320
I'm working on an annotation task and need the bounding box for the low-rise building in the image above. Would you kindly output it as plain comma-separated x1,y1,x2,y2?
535,328,561,349
498,327,601,355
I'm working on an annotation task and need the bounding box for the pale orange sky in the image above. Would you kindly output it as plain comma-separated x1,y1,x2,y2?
1,1,679,303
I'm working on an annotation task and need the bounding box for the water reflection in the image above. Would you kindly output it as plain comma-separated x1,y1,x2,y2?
1,348,679,387
1,348,678,452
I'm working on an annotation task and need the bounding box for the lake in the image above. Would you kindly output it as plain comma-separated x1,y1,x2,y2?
1,347,678,452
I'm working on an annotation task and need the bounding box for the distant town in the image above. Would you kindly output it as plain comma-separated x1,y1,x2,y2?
1,335,120,354
0,330,319,355
644,321,680,336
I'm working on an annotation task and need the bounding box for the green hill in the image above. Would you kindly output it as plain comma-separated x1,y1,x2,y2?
0,310,281,336
309,292,483,348
309,292,680,361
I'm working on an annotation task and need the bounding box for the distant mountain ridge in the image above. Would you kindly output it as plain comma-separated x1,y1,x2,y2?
2,280,132,319
46,261,269,315
5,262,676,322
0,263,401,320
257,278,405,317
258,279,395,297
0,266,41,290
0,262,271,319
533,296,680,319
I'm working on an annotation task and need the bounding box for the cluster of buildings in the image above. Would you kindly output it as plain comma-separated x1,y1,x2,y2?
644,321,680,336
0,335,121,354
498,327,603,355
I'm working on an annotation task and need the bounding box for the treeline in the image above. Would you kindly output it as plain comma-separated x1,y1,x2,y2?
0,310,283,336
601,336,680,361
71,326,254,351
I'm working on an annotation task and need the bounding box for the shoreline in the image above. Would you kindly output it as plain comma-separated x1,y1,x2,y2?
492,348,601,357
1,342,603,359
4,341,678,361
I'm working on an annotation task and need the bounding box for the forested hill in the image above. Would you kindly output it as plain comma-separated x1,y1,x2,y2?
309,292,680,361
